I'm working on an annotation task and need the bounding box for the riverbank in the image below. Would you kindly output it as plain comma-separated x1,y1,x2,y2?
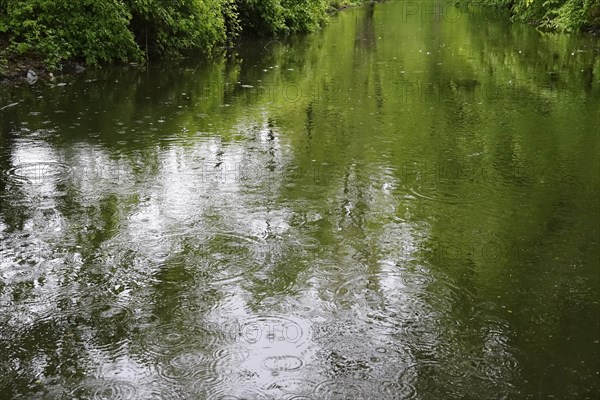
459,0,600,34
0,0,378,86
0,33,121,86
2,0,597,86
0,35,83,85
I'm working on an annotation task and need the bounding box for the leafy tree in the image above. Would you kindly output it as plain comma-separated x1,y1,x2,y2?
2,0,142,67
126,0,230,58
460,0,600,32
0,0,371,69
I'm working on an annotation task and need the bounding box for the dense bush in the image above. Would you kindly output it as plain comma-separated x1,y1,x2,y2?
1,0,595,72
1,0,142,67
235,0,287,35
461,0,600,32
282,0,331,33
0,0,368,69
126,0,233,58
231,0,334,35
538,0,600,32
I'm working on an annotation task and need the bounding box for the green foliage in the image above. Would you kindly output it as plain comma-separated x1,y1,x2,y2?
0,0,6,20
3,0,142,68
328,0,372,10
127,0,230,58
222,0,242,44
281,0,331,33
0,0,370,70
0,56,7,77
542,0,600,32
235,0,287,35
460,0,600,32
229,0,334,35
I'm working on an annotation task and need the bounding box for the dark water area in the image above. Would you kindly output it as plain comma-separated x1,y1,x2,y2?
0,1,599,399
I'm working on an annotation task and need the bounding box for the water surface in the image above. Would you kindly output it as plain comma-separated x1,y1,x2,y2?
1,1,599,399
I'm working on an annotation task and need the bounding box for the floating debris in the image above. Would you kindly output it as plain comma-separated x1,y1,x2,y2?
0,102,19,111
26,70,38,85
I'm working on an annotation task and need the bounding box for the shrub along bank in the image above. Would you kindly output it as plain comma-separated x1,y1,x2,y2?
0,0,370,79
460,0,600,33
1,1,597,81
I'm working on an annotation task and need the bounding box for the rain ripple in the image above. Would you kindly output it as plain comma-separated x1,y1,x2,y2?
70,379,137,400
5,161,72,185
313,379,367,399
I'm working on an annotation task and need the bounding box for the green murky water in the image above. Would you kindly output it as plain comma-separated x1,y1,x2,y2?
1,1,599,399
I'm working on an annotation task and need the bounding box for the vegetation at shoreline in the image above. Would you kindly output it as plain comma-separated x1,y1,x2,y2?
0,0,370,78
1,0,597,81
460,0,600,33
